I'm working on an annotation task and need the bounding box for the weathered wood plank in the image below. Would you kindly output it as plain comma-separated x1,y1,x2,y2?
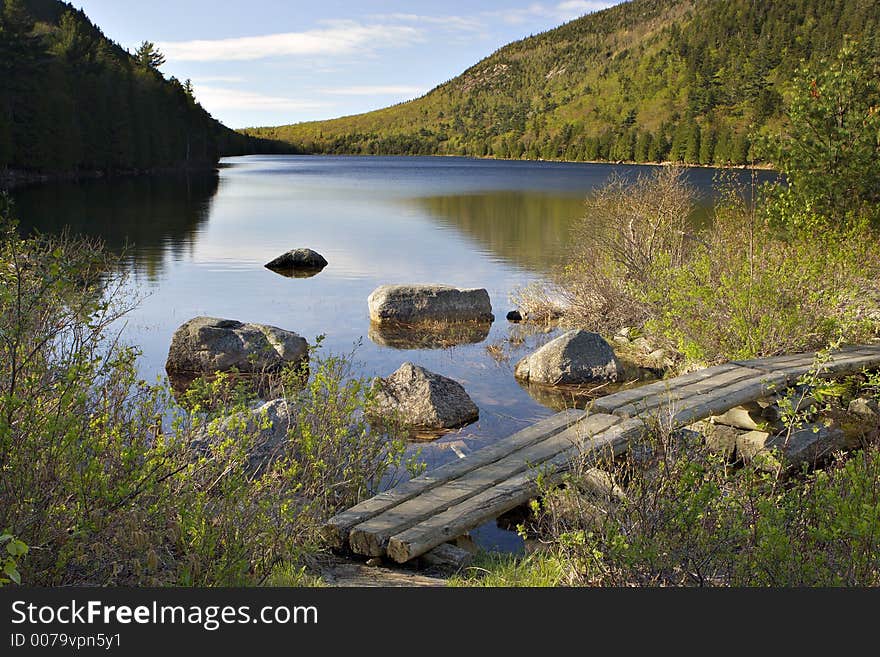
734,345,880,377
322,408,585,548
733,353,821,371
609,366,767,419
348,413,621,556
385,418,647,563
328,343,880,564
591,364,742,414
791,350,880,377
419,543,474,570
670,372,790,427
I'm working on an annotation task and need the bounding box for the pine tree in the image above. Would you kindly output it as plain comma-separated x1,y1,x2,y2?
134,41,165,70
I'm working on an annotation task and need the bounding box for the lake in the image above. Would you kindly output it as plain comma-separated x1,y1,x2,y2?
11,155,775,552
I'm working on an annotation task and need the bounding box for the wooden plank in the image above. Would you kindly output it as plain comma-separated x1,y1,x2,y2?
347,413,621,556
733,344,870,369
767,350,880,386
609,366,766,419
733,353,820,371
385,418,647,563
419,543,474,570
734,345,880,376
670,372,789,427
591,364,742,414
325,342,880,563
321,408,585,548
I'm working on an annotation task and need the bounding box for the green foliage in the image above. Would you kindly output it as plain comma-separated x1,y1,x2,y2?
0,200,408,585
545,166,696,333
524,417,880,585
0,0,289,175
766,39,880,224
134,40,164,70
529,160,880,364
644,188,878,361
0,532,28,585
246,0,879,166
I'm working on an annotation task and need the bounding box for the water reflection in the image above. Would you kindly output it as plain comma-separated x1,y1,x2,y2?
411,192,584,273
11,173,219,280
368,320,492,350
265,266,325,279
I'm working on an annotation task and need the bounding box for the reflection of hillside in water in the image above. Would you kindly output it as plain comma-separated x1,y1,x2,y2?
412,192,584,273
12,173,219,280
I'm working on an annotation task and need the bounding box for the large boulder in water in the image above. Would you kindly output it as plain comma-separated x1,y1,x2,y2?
514,330,619,385
265,248,327,275
368,284,494,324
371,363,479,431
165,316,308,376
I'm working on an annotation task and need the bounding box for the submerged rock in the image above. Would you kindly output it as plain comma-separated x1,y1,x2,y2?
165,316,308,376
514,330,619,385
506,310,523,322
265,248,327,275
368,284,493,324
371,362,479,431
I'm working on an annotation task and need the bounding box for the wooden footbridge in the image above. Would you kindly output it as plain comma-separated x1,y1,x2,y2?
324,344,880,564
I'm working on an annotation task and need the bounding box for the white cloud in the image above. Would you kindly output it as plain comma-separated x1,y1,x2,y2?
158,21,423,62
191,75,245,84
369,13,485,32
556,0,612,13
194,85,331,111
319,85,428,97
488,1,619,25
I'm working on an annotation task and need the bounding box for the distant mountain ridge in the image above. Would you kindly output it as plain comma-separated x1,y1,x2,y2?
244,0,879,165
0,0,288,180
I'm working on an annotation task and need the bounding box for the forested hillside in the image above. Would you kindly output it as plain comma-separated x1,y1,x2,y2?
0,0,288,178
246,0,880,165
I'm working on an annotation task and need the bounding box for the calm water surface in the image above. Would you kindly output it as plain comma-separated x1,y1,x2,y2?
13,155,775,553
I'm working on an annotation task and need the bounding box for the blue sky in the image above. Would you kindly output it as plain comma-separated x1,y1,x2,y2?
73,1,624,129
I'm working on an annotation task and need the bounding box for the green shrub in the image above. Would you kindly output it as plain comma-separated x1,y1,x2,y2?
0,201,410,586
766,39,880,225
644,187,878,361
523,162,879,364
521,424,880,586
548,166,697,333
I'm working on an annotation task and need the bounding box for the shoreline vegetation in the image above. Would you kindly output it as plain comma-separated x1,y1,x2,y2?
0,154,773,191
2,0,880,587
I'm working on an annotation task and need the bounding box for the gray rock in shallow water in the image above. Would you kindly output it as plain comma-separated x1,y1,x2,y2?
165,316,308,375
371,362,479,430
368,284,493,324
265,248,327,272
514,329,619,385
193,399,292,472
